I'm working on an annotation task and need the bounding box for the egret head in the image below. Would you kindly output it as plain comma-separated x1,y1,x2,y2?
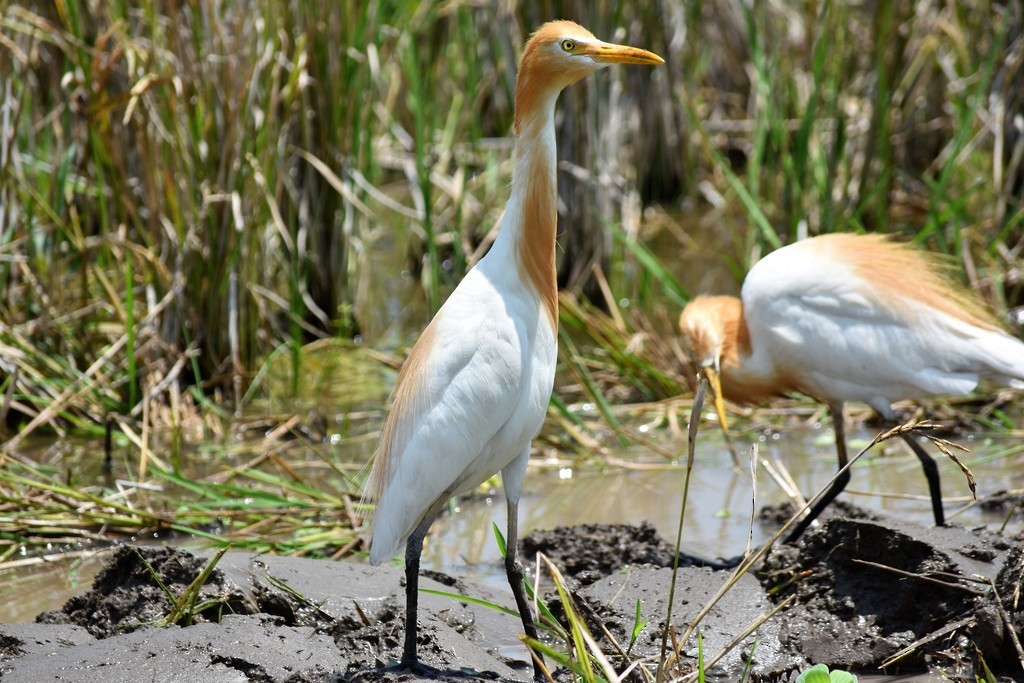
679,296,742,430
515,21,663,131
679,296,735,370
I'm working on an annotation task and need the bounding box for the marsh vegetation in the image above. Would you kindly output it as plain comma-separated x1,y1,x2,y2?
2,1,1024,677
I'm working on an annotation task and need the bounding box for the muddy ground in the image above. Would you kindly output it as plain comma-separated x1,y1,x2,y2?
1,503,1023,682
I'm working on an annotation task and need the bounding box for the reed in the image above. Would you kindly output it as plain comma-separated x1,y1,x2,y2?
0,440,362,561
2,1,1021,440
0,1,1020,490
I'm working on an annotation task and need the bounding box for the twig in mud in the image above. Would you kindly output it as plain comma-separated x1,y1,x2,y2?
989,578,1024,673
924,570,1000,586
848,559,986,596
571,587,655,683
676,595,796,683
879,615,976,668
997,498,1019,534
352,600,372,628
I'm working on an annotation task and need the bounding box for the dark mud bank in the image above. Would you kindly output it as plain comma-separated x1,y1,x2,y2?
1,508,1022,682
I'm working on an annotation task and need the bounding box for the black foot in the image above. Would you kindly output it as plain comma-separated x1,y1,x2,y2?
381,658,443,676
675,552,744,570
369,659,500,681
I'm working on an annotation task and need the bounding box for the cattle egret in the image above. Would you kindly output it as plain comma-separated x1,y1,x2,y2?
364,21,662,675
678,233,1024,542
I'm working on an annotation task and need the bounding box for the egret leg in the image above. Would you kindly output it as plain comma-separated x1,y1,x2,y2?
396,515,441,675
785,402,851,543
899,432,945,527
505,495,544,681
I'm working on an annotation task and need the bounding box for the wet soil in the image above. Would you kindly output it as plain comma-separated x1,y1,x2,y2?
2,507,1023,682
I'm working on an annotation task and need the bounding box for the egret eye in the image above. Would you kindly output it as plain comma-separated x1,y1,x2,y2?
560,39,576,52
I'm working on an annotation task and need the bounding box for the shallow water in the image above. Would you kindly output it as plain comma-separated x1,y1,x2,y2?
0,552,107,622
3,416,1021,628
3,397,1022,683
424,422,1024,589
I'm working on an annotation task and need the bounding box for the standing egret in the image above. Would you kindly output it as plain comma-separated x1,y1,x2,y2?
364,21,663,675
678,232,1024,542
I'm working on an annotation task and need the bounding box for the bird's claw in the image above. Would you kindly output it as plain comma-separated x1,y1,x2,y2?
379,659,505,680
381,658,443,676
675,552,744,570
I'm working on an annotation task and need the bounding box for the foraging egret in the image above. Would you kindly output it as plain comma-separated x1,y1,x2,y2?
365,21,662,675
678,233,1024,542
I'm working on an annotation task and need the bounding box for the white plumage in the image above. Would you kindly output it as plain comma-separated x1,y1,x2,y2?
363,21,662,675
737,235,1024,414
367,258,557,564
679,232,1024,541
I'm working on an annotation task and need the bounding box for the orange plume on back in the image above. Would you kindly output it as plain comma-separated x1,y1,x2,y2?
826,233,1002,331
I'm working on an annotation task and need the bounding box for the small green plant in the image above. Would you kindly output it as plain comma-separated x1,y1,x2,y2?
974,646,997,683
488,525,623,682
795,663,858,683
697,632,705,683
135,546,231,628
626,598,648,657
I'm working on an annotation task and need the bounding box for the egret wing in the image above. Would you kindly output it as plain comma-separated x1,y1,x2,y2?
744,255,993,405
368,299,534,562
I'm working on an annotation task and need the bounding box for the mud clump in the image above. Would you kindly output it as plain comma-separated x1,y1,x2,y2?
0,632,26,658
757,499,879,526
983,544,1024,671
521,521,675,585
761,516,1016,678
36,545,256,638
980,489,1024,517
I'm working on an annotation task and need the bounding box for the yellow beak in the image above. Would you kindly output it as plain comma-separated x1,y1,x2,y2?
698,362,740,467
702,365,729,432
582,42,664,66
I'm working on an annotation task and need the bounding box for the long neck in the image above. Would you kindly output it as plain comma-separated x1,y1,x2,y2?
490,88,560,329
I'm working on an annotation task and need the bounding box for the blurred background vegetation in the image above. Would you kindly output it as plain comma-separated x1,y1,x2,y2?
2,0,1022,444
